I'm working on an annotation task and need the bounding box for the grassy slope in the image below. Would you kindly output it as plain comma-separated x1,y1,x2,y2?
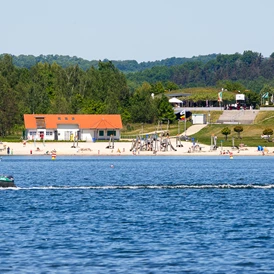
122,111,274,147
191,111,274,147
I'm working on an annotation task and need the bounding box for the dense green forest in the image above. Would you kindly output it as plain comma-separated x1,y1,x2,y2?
0,50,274,136
0,53,218,73
4,51,274,93
0,55,175,136
127,51,274,93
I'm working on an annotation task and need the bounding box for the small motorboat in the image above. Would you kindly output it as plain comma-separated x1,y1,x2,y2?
0,174,16,187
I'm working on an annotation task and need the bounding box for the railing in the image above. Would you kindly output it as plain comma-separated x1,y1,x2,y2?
121,135,139,140
121,134,160,140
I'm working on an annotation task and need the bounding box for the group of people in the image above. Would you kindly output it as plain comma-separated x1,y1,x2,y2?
224,104,253,110
220,150,233,156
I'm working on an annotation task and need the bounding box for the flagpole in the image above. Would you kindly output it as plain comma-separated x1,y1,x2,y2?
184,116,186,137
218,88,224,110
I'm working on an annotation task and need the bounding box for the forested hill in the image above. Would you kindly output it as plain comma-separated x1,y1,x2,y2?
0,53,218,73
127,51,274,93
1,51,274,135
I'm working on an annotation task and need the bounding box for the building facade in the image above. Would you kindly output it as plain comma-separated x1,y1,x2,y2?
23,114,123,141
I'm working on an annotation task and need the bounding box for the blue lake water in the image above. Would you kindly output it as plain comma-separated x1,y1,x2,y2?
1,155,274,273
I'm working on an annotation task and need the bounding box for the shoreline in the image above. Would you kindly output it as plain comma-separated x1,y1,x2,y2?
0,140,272,157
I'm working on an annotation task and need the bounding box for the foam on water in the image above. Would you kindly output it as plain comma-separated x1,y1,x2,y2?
3,183,274,190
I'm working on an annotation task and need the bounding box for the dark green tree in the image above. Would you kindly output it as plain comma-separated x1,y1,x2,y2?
98,61,129,113
263,128,273,142
243,89,260,108
28,63,54,113
234,125,243,139
129,82,156,123
150,82,165,95
81,99,105,114
165,81,179,91
221,127,231,141
154,95,176,122
0,75,19,135
0,54,19,88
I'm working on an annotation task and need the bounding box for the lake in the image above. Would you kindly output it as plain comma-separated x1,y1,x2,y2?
1,156,274,273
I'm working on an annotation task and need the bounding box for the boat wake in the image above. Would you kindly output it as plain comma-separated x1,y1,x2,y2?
4,184,274,190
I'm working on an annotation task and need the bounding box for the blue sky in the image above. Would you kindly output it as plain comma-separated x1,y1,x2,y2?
2,0,273,62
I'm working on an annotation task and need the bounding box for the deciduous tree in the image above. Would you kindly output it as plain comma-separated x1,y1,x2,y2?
221,127,231,141
234,125,243,139
263,128,273,142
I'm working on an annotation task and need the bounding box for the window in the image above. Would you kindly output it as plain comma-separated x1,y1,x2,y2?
58,117,61,120
46,131,53,136
107,131,116,136
99,130,104,137
72,117,75,120
65,117,68,120
29,131,37,136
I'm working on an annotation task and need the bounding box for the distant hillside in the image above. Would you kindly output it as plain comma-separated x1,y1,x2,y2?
126,51,274,93
3,51,274,93
0,53,218,73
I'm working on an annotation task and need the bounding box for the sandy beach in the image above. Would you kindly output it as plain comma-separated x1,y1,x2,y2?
0,139,271,157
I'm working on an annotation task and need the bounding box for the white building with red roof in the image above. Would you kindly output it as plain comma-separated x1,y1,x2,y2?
23,114,123,141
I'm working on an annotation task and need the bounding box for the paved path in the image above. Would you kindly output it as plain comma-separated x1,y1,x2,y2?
182,124,207,136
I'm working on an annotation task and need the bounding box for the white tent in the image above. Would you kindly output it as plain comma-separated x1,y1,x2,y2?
169,97,182,103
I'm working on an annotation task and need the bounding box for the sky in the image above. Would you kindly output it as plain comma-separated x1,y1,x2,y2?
1,0,274,62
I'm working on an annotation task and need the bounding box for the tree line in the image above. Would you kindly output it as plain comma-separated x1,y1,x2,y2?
0,55,175,136
127,51,274,93
0,53,218,73
1,50,274,136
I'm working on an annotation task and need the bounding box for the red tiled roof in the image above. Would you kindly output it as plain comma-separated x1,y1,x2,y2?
90,118,118,129
24,114,123,129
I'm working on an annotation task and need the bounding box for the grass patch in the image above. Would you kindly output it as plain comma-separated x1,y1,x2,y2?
121,121,193,139
122,111,274,147
191,124,274,147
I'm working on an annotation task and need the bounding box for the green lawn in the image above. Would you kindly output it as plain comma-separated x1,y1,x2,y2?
121,111,274,147
189,111,274,147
